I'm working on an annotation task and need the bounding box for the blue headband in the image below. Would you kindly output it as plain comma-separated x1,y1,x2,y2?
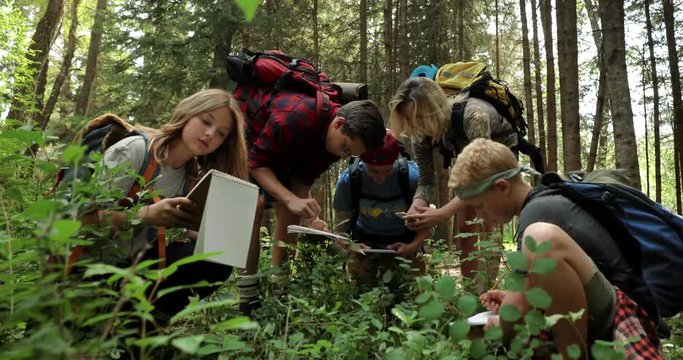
456,166,540,199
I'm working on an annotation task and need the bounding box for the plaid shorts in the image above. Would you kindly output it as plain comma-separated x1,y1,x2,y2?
530,287,662,360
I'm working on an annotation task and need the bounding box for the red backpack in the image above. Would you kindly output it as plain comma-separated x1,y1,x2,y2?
226,49,341,123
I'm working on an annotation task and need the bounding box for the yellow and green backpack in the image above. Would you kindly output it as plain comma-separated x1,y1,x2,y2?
435,62,544,172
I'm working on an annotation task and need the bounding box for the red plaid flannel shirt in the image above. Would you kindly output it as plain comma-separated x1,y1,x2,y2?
235,87,340,185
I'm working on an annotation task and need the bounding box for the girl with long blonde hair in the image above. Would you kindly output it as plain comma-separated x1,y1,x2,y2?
389,76,518,289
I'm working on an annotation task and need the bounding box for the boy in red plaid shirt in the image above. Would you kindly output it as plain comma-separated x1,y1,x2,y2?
449,139,663,359
235,87,385,313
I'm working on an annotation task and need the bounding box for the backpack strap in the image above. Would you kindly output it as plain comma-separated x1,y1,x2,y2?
440,101,468,169
396,155,412,208
514,135,545,174
348,157,413,235
348,157,362,234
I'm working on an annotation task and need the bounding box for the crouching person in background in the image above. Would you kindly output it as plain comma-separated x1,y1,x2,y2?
332,130,430,286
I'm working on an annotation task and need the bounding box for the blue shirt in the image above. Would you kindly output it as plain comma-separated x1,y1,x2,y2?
333,160,419,236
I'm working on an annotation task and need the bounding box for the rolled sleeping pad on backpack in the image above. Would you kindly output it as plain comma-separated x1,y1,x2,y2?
332,82,368,104
410,64,439,79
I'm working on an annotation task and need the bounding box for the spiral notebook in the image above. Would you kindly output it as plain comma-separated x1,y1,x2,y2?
186,169,259,268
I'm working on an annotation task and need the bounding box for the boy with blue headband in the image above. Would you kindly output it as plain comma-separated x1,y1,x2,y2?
449,139,661,359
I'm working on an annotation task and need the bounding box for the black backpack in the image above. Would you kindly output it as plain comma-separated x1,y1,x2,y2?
347,156,412,234
441,71,545,173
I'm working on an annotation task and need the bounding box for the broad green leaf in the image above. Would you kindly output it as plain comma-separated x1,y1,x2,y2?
591,341,621,360
418,299,444,321
545,313,564,327
526,287,552,309
435,276,456,300
568,309,585,322
0,128,44,145
171,298,238,324
382,269,393,283
222,334,252,351
415,292,431,304
507,252,528,272
524,310,546,335
129,334,172,347
567,344,582,359
448,319,470,341
49,220,81,242
197,344,222,355
213,316,259,331
385,348,406,360
499,304,521,322
20,199,59,220
456,295,478,317
504,272,526,292
484,325,503,340
470,338,487,358
62,144,86,164
234,0,260,21
416,275,433,292
172,335,204,354
391,308,413,326
83,263,130,278
159,251,219,278
536,240,552,253
524,235,537,252
530,258,557,275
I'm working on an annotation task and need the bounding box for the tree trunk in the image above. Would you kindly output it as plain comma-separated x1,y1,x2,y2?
360,0,368,83
641,49,650,197
40,0,80,130
599,0,641,189
531,0,546,170
398,0,409,79
209,10,236,89
541,0,558,172
645,0,661,201
556,0,581,172
584,0,608,172
676,149,682,214
384,0,394,106
7,0,66,123
392,0,400,85
74,0,107,116
663,0,683,212
495,0,500,78
520,0,535,154
458,0,465,60
313,0,319,68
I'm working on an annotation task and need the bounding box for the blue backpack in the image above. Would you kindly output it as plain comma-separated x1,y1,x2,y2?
542,171,683,318
348,155,412,235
